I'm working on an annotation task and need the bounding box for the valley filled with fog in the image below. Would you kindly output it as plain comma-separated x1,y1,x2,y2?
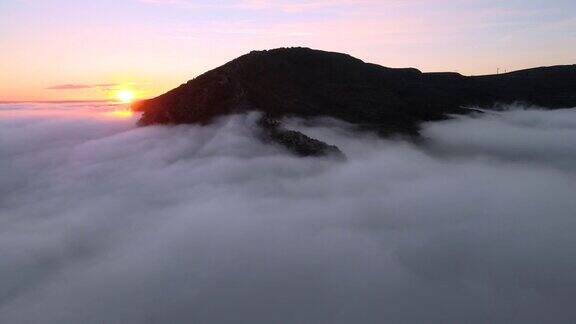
1,103,575,323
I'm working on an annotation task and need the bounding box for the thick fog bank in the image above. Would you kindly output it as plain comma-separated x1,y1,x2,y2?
1,103,576,323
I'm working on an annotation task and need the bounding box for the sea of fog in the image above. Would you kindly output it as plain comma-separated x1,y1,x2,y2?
1,102,576,323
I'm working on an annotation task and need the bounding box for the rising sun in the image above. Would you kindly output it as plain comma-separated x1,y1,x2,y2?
116,89,135,103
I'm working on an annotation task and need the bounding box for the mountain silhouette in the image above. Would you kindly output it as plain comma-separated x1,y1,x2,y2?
134,47,576,156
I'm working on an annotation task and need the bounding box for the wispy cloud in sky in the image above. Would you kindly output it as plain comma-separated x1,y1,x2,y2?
138,0,387,12
46,83,119,90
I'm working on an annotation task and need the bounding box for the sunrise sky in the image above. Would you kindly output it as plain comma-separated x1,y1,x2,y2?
1,0,575,101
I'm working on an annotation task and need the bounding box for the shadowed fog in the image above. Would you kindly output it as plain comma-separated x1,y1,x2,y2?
1,103,576,323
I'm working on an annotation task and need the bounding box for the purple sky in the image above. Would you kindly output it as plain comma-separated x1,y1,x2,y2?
1,0,574,101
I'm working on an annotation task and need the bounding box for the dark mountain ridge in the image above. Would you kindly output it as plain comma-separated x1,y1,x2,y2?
134,47,576,156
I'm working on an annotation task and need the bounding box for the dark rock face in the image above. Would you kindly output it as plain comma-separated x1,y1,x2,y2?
257,117,344,158
134,47,576,156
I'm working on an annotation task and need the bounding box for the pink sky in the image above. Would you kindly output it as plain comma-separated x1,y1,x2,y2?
0,0,574,101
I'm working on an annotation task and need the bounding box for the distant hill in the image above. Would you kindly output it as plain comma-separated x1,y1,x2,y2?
134,47,576,156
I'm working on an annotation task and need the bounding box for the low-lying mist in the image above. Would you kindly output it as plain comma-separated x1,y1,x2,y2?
1,103,575,323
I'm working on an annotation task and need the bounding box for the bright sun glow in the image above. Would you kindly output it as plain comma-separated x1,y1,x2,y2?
116,89,135,103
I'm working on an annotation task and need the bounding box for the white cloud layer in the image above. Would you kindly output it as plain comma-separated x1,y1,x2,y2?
1,103,575,323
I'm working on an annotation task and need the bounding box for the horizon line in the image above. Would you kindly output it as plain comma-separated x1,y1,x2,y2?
0,99,138,104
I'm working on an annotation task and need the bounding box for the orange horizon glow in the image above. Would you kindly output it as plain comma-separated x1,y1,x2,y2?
106,108,134,118
0,105,136,119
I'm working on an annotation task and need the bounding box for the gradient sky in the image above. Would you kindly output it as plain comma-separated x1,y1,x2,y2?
1,0,574,101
